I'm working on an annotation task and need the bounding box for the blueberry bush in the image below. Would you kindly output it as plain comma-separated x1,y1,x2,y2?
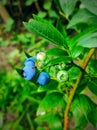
0,0,97,130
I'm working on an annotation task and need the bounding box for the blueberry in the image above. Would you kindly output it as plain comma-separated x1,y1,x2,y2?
21,66,36,80
24,61,35,67
24,57,36,67
37,72,50,85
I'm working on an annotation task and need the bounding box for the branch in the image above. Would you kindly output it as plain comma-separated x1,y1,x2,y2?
64,48,95,130
0,2,11,23
35,1,40,12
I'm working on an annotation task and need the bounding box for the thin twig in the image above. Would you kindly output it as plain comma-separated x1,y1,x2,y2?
0,2,11,23
35,1,40,12
64,48,95,130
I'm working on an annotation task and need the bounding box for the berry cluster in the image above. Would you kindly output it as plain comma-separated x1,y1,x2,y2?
21,52,50,86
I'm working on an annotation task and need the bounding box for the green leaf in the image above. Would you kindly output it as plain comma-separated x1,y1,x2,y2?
76,78,88,94
59,0,78,17
33,14,51,24
68,66,80,81
48,9,58,18
77,32,97,48
43,0,52,10
87,59,97,74
78,37,97,48
56,19,67,37
71,94,96,128
24,51,32,58
67,9,97,29
24,18,67,48
69,26,97,48
37,92,65,116
88,78,97,96
15,68,22,75
37,79,58,92
44,56,72,68
4,18,14,31
46,48,67,56
25,0,36,6
71,96,87,128
71,46,83,58
35,113,63,130
81,0,97,16
88,108,97,127
37,11,47,18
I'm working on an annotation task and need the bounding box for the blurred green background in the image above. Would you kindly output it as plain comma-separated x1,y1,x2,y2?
0,0,97,130
0,1,60,129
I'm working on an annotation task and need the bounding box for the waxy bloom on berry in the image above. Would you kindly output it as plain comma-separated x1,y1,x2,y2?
24,57,36,67
37,72,50,85
21,66,36,80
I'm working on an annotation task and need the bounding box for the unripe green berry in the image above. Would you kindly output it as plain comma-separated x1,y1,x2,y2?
57,70,68,82
58,63,66,70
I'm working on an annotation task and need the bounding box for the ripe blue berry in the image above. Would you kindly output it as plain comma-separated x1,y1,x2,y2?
21,66,36,80
37,72,50,85
24,57,36,67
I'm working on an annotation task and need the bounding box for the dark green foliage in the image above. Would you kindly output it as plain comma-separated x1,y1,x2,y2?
46,47,67,56
71,94,97,129
88,78,97,96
